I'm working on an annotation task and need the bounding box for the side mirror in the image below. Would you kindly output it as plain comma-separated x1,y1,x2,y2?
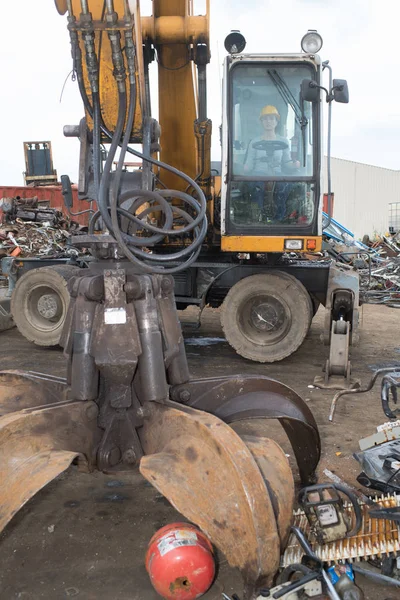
332,79,349,103
301,79,319,102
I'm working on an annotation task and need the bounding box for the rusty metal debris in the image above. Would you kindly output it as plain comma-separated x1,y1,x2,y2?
282,494,400,566
0,196,83,258
323,221,400,308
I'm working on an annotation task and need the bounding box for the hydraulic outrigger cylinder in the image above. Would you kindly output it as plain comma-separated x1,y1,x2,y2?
0,1,321,597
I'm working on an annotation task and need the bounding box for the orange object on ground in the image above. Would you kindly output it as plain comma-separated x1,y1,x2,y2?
145,523,215,599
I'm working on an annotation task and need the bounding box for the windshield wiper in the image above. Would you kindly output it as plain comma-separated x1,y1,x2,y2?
267,69,309,167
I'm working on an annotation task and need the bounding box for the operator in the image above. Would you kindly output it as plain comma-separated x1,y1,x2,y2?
243,105,300,220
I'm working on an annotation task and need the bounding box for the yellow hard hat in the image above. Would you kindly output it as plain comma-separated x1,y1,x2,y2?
260,105,280,120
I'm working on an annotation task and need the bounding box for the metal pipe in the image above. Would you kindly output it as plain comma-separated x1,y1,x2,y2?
66,0,74,16
322,61,333,231
329,366,400,421
106,0,114,14
80,0,89,14
197,63,207,122
123,0,131,19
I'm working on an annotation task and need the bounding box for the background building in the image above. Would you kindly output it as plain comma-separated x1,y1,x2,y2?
325,157,400,239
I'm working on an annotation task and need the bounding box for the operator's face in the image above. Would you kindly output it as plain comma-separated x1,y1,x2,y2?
261,115,278,132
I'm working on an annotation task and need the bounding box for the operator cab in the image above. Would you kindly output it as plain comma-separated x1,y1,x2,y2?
221,53,321,240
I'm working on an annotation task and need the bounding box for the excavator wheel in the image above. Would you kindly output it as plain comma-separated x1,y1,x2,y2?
221,272,312,363
11,265,81,347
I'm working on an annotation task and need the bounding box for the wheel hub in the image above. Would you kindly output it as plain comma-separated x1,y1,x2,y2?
239,294,291,347
37,294,60,320
250,301,283,332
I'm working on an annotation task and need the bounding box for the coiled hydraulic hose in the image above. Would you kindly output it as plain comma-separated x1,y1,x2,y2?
71,11,207,274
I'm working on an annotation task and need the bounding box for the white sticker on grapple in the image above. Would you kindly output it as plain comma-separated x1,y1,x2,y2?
104,307,127,324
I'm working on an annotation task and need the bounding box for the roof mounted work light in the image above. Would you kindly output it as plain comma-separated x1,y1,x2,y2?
301,30,323,54
224,31,246,54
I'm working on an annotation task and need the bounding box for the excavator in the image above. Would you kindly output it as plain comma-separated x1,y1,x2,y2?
0,0,352,597
6,0,359,388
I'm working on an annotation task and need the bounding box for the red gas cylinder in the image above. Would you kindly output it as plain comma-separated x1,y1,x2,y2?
145,522,215,599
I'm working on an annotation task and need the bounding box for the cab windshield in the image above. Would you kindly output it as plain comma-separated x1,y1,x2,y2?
228,62,318,230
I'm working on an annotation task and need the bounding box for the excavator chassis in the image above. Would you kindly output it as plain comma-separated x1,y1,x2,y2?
0,260,320,597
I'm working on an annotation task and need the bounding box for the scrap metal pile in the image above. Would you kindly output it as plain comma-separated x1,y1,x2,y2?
0,196,83,259
323,213,400,307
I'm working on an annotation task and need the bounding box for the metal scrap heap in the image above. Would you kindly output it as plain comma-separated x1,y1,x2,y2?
0,196,81,258
322,213,400,307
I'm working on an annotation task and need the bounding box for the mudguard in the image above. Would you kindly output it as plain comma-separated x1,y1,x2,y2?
170,374,321,484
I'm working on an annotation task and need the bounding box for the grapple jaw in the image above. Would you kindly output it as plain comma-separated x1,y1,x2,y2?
0,367,319,596
171,374,321,484
0,371,100,535
139,402,295,595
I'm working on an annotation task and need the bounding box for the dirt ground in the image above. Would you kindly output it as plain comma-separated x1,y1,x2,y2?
0,304,400,599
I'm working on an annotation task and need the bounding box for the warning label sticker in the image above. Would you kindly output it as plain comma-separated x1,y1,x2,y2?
157,531,198,556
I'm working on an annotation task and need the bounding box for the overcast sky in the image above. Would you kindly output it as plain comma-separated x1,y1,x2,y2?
1,0,400,186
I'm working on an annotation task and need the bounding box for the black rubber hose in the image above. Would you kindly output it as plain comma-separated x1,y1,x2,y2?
96,89,127,225
352,564,400,588
92,91,102,196
277,563,313,584
73,23,207,273
333,483,363,537
105,83,207,272
273,572,320,598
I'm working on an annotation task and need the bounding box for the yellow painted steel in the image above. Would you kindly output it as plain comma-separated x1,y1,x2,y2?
54,0,68,14
152,0,205,191
220,236,322,253
141,15,209,44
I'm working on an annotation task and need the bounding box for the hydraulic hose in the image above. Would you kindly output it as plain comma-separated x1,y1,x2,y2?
98,77,207,273
72,7,208,274
92,91,102,195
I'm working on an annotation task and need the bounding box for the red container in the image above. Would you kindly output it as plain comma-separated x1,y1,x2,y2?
145,523,215,600
0,185,89,227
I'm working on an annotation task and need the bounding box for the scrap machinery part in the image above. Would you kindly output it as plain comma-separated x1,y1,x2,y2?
283,494,400,566
329,366,400,422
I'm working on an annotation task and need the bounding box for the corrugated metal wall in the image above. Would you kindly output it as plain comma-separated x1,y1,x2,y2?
323,157,400,239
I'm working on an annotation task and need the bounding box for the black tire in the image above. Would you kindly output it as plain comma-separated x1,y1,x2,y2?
309,294,320,318
11,265,81,346
220,272,312,363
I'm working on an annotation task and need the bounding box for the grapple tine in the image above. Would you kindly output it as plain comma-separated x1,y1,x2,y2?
0,399,100,534
242,436,295,548
171,374,321,484
0,370,68,416
139,402,294,593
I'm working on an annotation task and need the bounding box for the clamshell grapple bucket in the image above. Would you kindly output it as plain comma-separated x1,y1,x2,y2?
0,269,320,597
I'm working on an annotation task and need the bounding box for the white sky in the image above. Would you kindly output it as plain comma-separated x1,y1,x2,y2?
1,0,400,186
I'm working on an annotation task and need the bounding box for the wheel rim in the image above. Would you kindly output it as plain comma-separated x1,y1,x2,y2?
23,284,65,332
238,294,291,346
